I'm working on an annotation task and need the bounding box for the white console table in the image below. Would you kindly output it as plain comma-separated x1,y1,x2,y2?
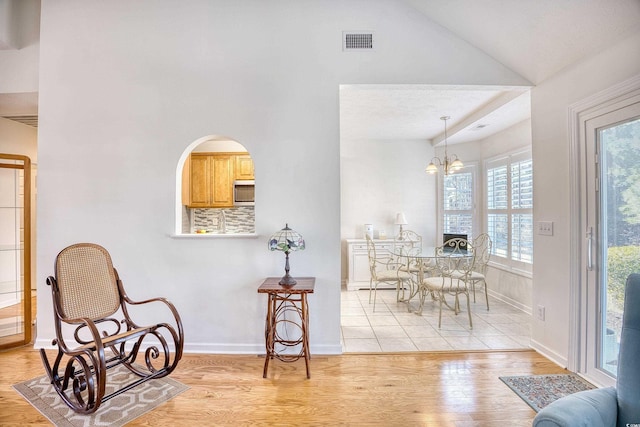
345,239,396,291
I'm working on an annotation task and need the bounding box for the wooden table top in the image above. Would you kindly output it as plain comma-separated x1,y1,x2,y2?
257,277,315,294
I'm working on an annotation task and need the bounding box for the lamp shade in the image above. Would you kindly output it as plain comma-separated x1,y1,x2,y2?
425,162,438,174
450,158,464,171
394,212,408,226
268,224,305,253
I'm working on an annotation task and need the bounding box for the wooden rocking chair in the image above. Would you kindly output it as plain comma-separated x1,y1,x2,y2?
40,243,184,414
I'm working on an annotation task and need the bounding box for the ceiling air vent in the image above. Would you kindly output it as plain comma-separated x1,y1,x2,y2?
2,115,38,128
343,32,374,51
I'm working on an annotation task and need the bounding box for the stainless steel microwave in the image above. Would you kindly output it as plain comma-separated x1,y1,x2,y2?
234,180,255,206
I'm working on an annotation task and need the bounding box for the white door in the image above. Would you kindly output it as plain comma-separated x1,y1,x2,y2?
581,95,640,386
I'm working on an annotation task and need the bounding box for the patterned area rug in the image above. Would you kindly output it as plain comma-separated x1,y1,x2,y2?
500,374,596,412
13,365,189,427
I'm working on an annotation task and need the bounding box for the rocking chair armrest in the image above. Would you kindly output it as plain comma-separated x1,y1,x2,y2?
58,316,109,358
121,295,184,342
122,295,180,318
123,294,170,306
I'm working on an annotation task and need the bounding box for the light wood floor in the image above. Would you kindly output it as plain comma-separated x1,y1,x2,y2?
0,295,36,347
0,346,567,426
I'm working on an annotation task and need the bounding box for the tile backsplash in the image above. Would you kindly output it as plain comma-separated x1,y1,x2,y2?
190,206,255,233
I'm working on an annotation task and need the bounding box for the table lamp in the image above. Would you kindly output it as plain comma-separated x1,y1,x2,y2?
268,224,306,286
395,212,408,238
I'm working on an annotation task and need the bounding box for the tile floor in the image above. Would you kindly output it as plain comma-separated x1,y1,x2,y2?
341,286,531,353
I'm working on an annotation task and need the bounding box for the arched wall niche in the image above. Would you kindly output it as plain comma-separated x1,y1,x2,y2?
175,135,255,236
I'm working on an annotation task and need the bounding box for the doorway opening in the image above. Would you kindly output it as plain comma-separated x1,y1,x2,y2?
339,84,533,352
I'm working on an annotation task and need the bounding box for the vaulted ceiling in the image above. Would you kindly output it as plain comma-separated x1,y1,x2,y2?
407,0,640,85
341,0,640,145
2,1,640,137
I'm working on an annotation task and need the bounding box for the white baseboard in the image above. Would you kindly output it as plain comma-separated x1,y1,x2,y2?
345,281,399,292
35,338,343,355
487,290,532,315
34,338,53,349
184,343,343,354
529,339,568,369
346,280,368,291
183,343,263,354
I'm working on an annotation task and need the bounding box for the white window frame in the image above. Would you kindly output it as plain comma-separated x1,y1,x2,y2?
438,163,479,244
485,150,533,275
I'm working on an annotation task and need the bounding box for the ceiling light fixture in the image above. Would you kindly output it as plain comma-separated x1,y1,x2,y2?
425,116,464,175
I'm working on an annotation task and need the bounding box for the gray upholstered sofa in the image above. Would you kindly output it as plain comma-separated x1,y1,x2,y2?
533,273,640,427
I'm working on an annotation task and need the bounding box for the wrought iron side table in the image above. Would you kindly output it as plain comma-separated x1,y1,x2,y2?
257,277,315,379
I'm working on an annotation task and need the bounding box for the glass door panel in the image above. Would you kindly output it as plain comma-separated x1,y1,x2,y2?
583,97,640,385
598,116,640,376
0,154,32,349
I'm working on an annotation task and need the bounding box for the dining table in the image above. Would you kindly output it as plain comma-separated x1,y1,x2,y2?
392,241,474,315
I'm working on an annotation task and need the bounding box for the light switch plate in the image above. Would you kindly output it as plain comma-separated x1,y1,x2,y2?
538,221,554,236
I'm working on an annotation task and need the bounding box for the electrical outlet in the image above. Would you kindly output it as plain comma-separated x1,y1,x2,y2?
537,305,545,321
537,221,554,236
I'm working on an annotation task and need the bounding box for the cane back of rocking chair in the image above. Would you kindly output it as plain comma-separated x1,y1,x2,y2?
55,243,121,322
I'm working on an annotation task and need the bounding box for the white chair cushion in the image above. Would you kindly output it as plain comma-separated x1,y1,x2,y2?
423,276,467,291
376,270,412,282
400,266,422,273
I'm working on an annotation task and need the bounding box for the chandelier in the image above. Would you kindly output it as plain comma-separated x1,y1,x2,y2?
425,116,463,175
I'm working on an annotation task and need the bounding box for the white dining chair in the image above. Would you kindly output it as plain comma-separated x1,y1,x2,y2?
469,233,491,310
366,235,412,312
395,229,423,301
420,238,475,328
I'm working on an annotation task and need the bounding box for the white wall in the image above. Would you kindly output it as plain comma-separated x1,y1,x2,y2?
480,119,531,161
35,0,531,354
530,32,640,365
0,117,37,160
0,0,40,93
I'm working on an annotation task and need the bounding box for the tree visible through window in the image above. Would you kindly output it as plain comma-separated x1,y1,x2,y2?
486,153,533,265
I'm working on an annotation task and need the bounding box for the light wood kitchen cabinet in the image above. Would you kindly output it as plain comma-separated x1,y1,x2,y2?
234,155,254,180
210,155,234,206
184,153,235,208
189,154,212,207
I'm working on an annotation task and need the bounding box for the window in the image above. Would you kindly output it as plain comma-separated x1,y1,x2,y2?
486,152,533,268
442,166,475,239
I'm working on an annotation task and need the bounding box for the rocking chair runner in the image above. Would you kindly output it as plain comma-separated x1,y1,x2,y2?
40,243,184,414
